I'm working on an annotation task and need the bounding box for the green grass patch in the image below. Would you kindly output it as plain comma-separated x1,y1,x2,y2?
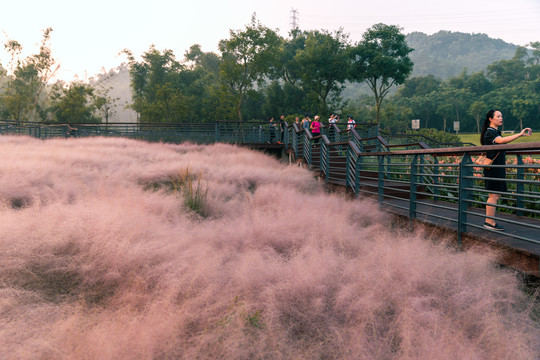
172,167,209,217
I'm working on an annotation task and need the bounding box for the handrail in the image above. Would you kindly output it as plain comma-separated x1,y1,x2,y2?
2,119,539,263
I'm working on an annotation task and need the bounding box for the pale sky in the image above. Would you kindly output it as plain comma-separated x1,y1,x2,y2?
2,0,539,82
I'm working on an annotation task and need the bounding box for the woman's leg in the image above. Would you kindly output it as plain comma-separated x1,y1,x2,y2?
485,193,500,225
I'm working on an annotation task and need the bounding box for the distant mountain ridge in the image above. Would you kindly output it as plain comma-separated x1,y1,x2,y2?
406,30,518,79
343,31,518,99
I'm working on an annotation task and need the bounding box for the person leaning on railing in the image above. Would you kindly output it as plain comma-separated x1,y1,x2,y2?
480,109,532,231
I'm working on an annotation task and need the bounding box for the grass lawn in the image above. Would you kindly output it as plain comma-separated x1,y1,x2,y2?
459,132,540,146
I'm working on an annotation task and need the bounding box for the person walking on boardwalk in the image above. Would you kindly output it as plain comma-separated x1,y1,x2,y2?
480,109,531,231
310,115,322,143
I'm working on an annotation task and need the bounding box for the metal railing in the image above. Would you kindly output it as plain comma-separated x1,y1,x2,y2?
0,120,292,145
3,119,539,249
286,123,540,248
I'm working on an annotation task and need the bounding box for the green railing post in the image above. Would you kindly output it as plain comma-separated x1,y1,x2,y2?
516,154,524,216
457,153,472,248
215,122,220,143
355,155,362,195
324,142,330,182
378,155,385,203
432,156,440,201
409,155,418,223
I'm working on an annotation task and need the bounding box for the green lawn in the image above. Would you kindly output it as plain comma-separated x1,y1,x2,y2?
459,132,540,146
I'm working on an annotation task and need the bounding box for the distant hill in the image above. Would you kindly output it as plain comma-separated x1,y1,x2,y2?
406,31,518,79
343,31,518,99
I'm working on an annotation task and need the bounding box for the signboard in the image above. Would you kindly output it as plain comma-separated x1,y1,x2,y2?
411,119,420,130
454,121,460,132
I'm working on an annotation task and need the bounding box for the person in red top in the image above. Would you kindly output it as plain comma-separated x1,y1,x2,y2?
310,115,322,143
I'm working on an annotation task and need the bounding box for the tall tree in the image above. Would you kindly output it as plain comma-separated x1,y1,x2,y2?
47,83,100,123
468,100,487,133
1,28,58,122
123,46,188,122
218,14,281,121
348,23,413,126
294,29,349,114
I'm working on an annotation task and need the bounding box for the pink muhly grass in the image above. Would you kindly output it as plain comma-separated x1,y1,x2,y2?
0,135,538,359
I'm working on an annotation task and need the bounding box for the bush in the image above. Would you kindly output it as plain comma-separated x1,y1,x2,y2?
407,128,463,147
172,167,209,217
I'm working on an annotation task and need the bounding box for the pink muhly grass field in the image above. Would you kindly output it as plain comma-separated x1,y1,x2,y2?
0,135,538,359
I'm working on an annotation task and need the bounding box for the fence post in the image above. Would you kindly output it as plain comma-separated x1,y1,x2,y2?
215,122,220,143
355,155,361,195
409,155,418,224
378,155,385,203
432,156,440,201
457,153,472,248
324,142,330,182
516,154,524,216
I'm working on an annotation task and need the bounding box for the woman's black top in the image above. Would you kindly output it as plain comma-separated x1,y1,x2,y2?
483,127,507,192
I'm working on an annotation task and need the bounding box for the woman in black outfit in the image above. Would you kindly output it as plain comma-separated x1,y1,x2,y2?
480,109,531,231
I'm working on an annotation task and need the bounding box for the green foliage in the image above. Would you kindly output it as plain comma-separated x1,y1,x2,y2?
47,83,101,124
218,14,281,121
388,43,540,133
406,128,463,146
0,28,58,122
349,24,414,125
172,167,209,217
293,29,349,114
218,296,266,331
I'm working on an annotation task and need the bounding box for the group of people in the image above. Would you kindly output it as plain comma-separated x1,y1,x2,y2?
298,113,358,132
268,113,359,144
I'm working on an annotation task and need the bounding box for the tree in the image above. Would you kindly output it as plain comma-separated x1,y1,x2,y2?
486,47,527,88
218,14,281,121
123,46,188,122
276,29,306,86
294,29,349,114
348,23,413,126
94,85,119,125
468,100,487,133
1,28,58,122
396,75,441,98
47,83,100,123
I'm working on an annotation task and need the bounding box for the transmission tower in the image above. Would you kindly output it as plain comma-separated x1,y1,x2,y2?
290,8,299,31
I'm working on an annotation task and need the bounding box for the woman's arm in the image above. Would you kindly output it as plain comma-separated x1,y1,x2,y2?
494,128,532,144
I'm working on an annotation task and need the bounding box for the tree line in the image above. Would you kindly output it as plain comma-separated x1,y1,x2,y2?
0,28,117,124
375,44,540,133
0,17,413,127
0,17,538,134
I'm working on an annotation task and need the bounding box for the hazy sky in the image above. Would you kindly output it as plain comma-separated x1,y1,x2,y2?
2,0,539,82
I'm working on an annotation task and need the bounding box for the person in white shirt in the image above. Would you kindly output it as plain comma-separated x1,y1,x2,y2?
347,115,356,130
